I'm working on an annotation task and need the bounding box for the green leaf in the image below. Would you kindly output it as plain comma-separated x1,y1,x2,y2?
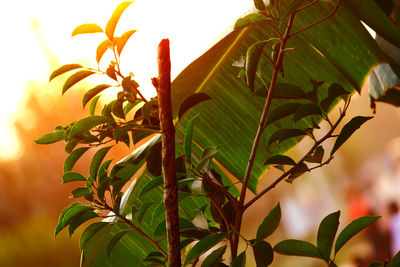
375,88,400,107
62,171,87,183
69,116,114,138
264,155,296,166
49,64,83,82
105,1,133,40
201,245,227,267
90,146,112,180
232,251,246,267
34,131,64,144
330,116,373,156
153,218,195,238
320,83,350,112
62,70,95,95
89,95,101,116
55,203,92,236
293,103,322,123
184,114,199,163
252,240,274,267
285,162,308,183
138,176,163,198
71,23,104,37
63,147,91,173
137,202,154,226
106,230,130,256
80,222,109,249
178,93,211,120
197,146,219,171
234,13,266,29
273,83,308,99
253,0,266,11
268,128,307,146
116,30,137,55
317,211,340,262
112,99,125,119
245,41,268,92
334,216,380,254
304,146,324,163
256,202,281,240
96,39,113,63
183,233,226,266
71,187,92,198
265,103,301,126
389,249,400,267
146,142,162,177
68,210,99,237
274,239,321,259
82,84,112,108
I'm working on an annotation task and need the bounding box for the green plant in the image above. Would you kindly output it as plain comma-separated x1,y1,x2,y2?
36,1,400,266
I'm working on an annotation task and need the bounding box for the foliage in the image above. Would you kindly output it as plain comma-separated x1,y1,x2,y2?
36,0,400,266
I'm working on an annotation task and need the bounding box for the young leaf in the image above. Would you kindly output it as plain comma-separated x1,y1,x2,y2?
63,147,91,173
334,216,380,254
264,155,296,166
330,116,373,156
62,171,87,183
183,233,226,266
106,230,130,256
112,99,125,119
232,251,246,267
274,239,322,258
138,176,163,198
184,114,199,163
256,202,281,240
96,39,113,63
71,187,91,198
234,13,266,29
317,211,340,262
197,146,219,171
82,84,112,108
49,64,83,82
245,41,268,93
71,23,103,37
69,116,114,138
90,146,112,180
293,103,322,123
201,245,227,267
252,240,274,267
265,102,301,126
68,210,99,237
105,1,134,40
117,30,137,55
253,0,266,10
89,95,101,116
34,131,64,144
62,70,95,95
178,93,211,120
80,222,110,249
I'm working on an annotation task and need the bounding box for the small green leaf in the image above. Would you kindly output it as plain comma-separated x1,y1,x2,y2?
304,146,324,163
274,239,321,258
69,116,114,138
320,83,350,112
335,216,380,254
106,230,130,256
34,131,64,144
293,103,322,123
375,88,400,107
268,128,307,146
178,93,211,120
285,162,308,183
71,187,91,198
62,171,87,183
49,64,83,82
330,116,373,156
389,249,400,267
64,147,91,173
112,99,126,119
82,84,112,108
105,1,133,40
252,240,274,267
183,233,226,266
90,146,112,180
265,103,301,126
234,13,266,29
264,155,296,166
62,70,96,95
96,39,113,63
232,251,246,267
253,0,266,10
151,201,165,225
139,176,163,198
146,142,162,177
201,245,227,267
317,211,340,262
55,204,92,236
184,114,199,163
80,222,110,249
72,23,103,37
116,30,137,55
256,202,281,240
197,146,219,171
245,41,268,93
153,218,195,238
89,95,101,116
273,83,308,99
68,210,99,237
137,202,154,226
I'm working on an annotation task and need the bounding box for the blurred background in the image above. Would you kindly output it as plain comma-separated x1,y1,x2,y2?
1,0,400,266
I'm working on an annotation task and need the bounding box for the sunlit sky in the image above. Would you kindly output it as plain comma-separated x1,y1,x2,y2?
0,0,253,160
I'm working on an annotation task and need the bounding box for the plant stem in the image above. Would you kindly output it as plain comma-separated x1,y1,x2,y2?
156,39,181,267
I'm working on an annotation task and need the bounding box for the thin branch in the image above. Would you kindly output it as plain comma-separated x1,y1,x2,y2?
289,0,342,37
